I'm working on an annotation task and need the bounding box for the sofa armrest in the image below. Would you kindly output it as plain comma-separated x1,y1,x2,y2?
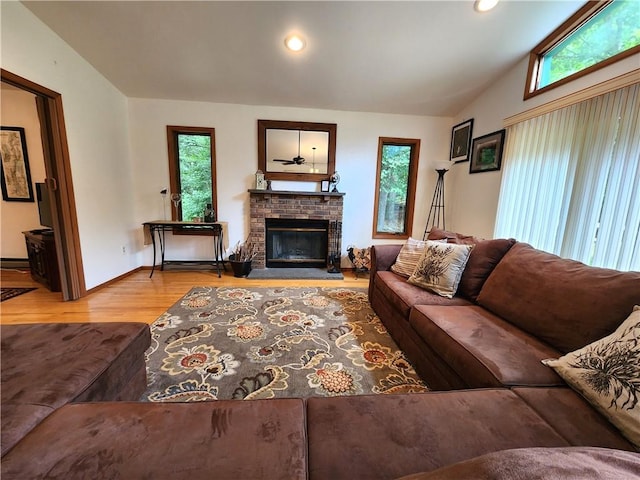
371,244,403,274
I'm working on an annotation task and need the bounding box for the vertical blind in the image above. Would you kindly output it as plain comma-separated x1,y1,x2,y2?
495,83,639,271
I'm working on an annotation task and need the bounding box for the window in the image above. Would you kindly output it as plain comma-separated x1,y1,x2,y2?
166,126,217,223
495,83,639,271
525,0,640,99
372,137,420,239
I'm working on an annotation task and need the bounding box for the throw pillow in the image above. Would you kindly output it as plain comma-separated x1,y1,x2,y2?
407,241,474,298
390,237,429,278
427,227,483,245
542,306,640,448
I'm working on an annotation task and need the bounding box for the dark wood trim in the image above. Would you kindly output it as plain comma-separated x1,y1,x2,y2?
524,1,640,100
372,137,420,240
2,69,85,300
257,119,337,182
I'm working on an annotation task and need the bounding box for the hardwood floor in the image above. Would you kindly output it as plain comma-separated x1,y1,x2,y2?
0,267,369,326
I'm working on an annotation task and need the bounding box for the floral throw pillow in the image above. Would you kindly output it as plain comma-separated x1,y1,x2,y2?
542,306,640,448
407,241,473,298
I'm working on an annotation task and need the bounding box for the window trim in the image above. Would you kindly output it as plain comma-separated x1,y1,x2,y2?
166,125,217,232
524,0,640,100
372,137,420,240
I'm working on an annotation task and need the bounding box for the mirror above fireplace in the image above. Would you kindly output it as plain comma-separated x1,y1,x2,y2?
258,119,337,181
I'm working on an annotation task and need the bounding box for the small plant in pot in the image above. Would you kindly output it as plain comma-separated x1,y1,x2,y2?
228,238,256,277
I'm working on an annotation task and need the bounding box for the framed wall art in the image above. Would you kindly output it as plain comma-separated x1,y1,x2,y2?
0,126,34,202
450,118,474,163
469,129,506,174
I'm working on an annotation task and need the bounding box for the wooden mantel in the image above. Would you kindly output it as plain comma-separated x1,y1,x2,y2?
248,189,345,202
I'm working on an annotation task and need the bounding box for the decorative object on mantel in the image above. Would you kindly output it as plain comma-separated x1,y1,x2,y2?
450,118,474,163
469,129,506,174
422,162,449,240
327,221,342,273
255,170,266,190
228,238,256,278
320,180,330,192
330,171,341,193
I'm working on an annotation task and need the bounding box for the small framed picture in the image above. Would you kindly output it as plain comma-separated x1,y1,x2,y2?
321,180,330,192
469,129,506,174
450,119,474,163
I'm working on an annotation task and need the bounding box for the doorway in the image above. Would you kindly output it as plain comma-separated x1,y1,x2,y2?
1,69,85,300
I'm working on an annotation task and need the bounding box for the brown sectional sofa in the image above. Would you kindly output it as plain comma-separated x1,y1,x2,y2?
2,235,639,478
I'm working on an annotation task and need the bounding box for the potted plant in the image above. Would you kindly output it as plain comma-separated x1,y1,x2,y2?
228,238,256,277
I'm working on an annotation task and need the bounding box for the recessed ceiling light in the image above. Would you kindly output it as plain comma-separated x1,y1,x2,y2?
474,0,499,12
284,34,306,52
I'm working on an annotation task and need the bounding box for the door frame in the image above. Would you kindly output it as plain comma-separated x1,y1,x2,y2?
2,69,85,300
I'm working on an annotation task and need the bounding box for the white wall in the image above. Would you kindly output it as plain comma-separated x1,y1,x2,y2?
448,54,640,239
129,99,452,267
1,2,136,288
0,87,47,257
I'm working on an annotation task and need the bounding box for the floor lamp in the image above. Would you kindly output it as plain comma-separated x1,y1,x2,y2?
423,167,448,240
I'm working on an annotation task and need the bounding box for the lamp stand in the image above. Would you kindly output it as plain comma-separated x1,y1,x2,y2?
423,168,448,240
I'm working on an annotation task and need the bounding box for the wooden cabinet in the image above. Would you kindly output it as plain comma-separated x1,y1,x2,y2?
23,230,61,292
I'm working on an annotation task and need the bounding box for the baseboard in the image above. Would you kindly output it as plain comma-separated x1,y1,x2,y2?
1,258,30,269
85,266,144,295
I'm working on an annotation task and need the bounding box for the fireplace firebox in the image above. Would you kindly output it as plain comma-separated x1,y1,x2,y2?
265,218,329,268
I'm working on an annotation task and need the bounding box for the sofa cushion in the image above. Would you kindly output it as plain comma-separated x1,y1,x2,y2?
457,238,516,301
0,322,151,457
1,399,307,480
391,237,429,277
407,242,474,298
477,243,640,353
542,306,640,448
512,387,636,451
375,271,472,318
0,404,54,458
409,305,563,387
307,389,569,480
395,447,640,480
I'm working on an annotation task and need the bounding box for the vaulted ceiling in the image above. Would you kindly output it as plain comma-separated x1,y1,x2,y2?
23,1,583,116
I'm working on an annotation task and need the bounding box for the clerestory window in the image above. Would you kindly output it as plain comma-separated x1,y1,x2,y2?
525,0,640,99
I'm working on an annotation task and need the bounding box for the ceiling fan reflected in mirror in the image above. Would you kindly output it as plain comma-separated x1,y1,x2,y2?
273,130,305,165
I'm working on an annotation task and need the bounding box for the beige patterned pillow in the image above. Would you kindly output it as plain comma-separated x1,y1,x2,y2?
542,306,640,447
390,237,429,278
407,241,473,298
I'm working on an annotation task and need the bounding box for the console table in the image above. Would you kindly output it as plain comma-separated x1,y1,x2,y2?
142,221,226,278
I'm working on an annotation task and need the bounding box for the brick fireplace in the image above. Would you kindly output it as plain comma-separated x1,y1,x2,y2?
249,190,345,269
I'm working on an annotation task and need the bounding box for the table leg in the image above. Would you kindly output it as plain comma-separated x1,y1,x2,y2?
149,227,157,278
213,229,222,278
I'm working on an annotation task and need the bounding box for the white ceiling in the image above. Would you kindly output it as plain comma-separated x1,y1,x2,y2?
22,1,584,117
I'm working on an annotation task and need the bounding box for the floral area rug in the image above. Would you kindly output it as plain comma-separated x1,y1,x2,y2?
0,287,37,302
142,286,428,401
